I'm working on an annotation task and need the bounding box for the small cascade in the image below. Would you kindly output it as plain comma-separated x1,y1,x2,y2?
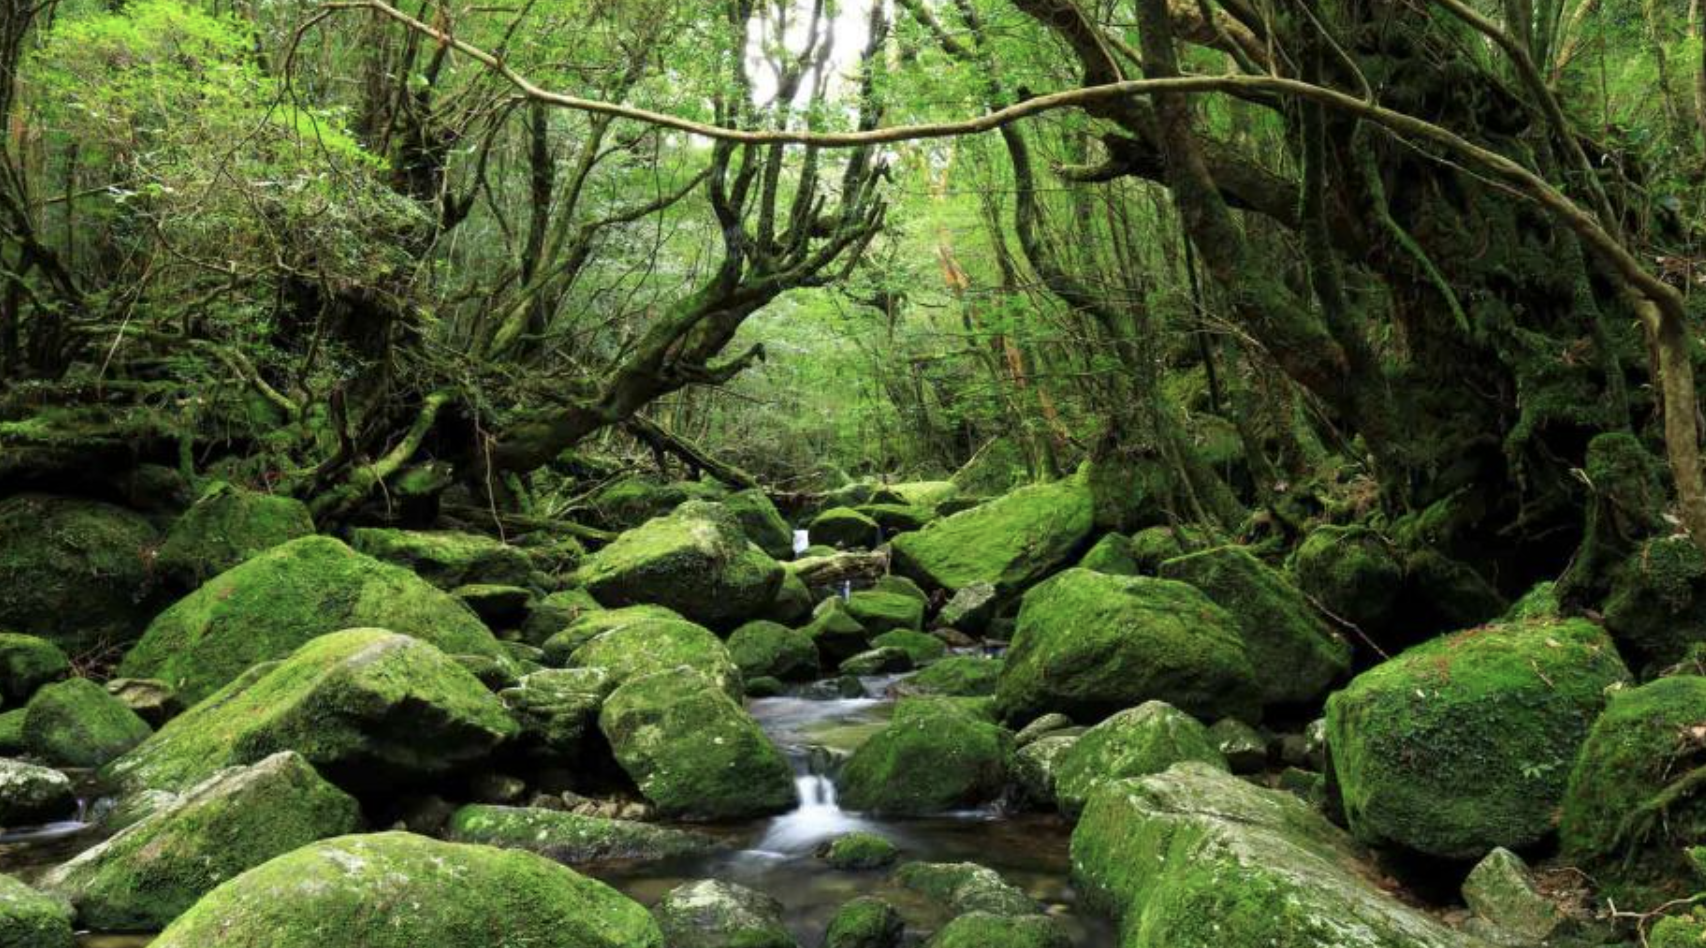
753,746,872,854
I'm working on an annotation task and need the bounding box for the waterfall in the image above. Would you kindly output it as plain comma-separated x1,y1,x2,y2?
754,745,870,854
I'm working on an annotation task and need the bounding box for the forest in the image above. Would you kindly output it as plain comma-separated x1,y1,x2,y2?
0,0,1700,944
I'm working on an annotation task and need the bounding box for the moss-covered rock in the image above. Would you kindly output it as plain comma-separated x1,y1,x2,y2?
905,656,1002,697
1399,549,1508,638
652,879,794,948
1079,534,1140,576
824,896,903,948
120,536,509,705
446,805,721,865
0,758,74,826
892,861,1037,917
722,489,795,560
997,569,1259,725
728,621,820,682
0,634,67,708
0,711,24,756
149,831,662,948
1011,734,1076,810
589,476,727,530
1602,535,1706,669
1206,717,1268,774
452,583,531,628
0,494,161,654
1158,546,1351,708
840,647,913,676
802,600,872,667
925,913,1069,948
522,588,604,645
1290,525,1402,632
575,502,783,629
103,678,178,726
0,874,73,948
1503,581,1560,621
845,590,925,635
1559,675,1706,905
840,697,1011,815
819,831,899,870
891,478,1093,595
22,678,152,768
155,484,314,587
499,668,614,761
599,671,794,820
1053,701,1227,817
104,629,516,797
1128,525,1207,574
871,630,946,665
1460,848,1561,945
856,504,935,535
541,603,685,665
885,481,960,510
1071,763,1476,948
765,570,814,625
350,527,533,590
1326,617,1630,860
42,751,361,931
1651,914,1706,948
937,582,999,634
565,616,742,698
810,507,883,549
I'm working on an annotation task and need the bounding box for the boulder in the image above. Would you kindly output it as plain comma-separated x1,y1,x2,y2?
120,536,509,705
1560,675,1706,905
0,711,23,756
925,913,1069,948
154,484,314,587
41,752,361,931
936,582,998,634
893,861,1038,917
1206,718,1268,774
148,832,663,948
1326,616,1630,860
541,604,685,665
1013,713,1075,746
1072,763,1478,948
809,507,882,549
1052,701,1227,817
104,630,516,798
721,489,795,560
1011,734,1076,810
871,630,946,665
1159,546,1351,707
856,504,935,535
905,656,1002,697
824,897,903,948
350,527,533,590
652,880,794,948
0,494,160,653
446,805,721,865
452,584,532,628
589,476,726,530
728,621,820,682
0,634,67,707
0,759,75,826
23,678,152,768
840,698,1011,815
521,588,603,645
1128,525,1206,574
0,874,73,948
891,478,1093,595
564,616,742,698
599,671,795,820
874,574,929,603
575,502,784,628
1602,535,1706,669
104,678,178,726
1078,534,1140,576
845,590,924,635
1461,848,1562,946
765,571,814,625
819,831,899,870
885,481,961,510
996,569,1259,725
500,668,615,760
802,600,872,667
840,647,913,676
1290,524,1402,631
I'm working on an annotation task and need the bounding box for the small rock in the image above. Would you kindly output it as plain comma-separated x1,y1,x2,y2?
0,873,73,948
839,647,913,677
892,861,1038,917
925,912,1070,948
1207,718,1268,774
1014,713,1074,748
0,759,75,826
448,805,721,864
653,879,795,948
745,676,785,698
23,678,152,769
818,831,899,870
469,773,528,805
937,583,999,634
824,896,903,948
1462,847,1563,945
1276,767,1324,805
835,675,867,699
103,679,179,727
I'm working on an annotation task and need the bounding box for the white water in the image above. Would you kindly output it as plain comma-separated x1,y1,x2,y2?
754,773,875,854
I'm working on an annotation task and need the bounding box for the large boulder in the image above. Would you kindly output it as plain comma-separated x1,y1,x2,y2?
41,752,361,931
845,590,924,635
0,494,161,654
149,832,663,948
104,629,516,798
652,879,795,948
588,476,726,530
599,671,795,820
925,914,1069,948
906,656,1003,697
1602,535,1706,670
1159,546,1351,707
996,569,1259,725
350,527,533,590
1290,525,1402,632
893,861,1038,917
1326,617,1630,860
1078,534,1140,576
1560,675,1706,906
825,897,903,948
119,536,509,705
564,616,742,698
541,603,684,664
1072,763,1479,948
728,621,820,682
446,805,721,865
154,483,315,587
0,759,75,826
22,678,152,768
1051,701,1227,817
521,588,604,645
809,507,882,550
0,874,73,948
802,600,873,667
0,634,67,707
575,502,784,628
891,478,1093,596
721,489,795,560
840,698,1011,815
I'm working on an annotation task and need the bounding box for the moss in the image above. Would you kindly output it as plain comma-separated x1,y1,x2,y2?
1460,847,1560,943
150,831,662,948
892,861,1037,916
996,569,1259,725
1559,676,1706,907
905,656,1003,697
1082,454,1169,533
1603,535,1706,669
589,476,727,530
120,536,510,705
871,630,946,665
0,759,75,826
937,583,999,633
844,590,925,636
1159,546,1351,708
0,709,25,755
541,604,684,665
350,527,533,590
565,617,742,698
1079,534,1141,576
820,831,899,870
727,621,820,682
598,670,795,820
720,489,795,560
42,751,362,931
0,634,68,707
840,697,1012,815
925,913,1070,948
1504,581,1561,621
765,570,814,624
1128,526,1208,574
575,501,784,629
499,667,614,760
856,503,936,535
802,600,872,666
824,896,903,948
520,588,603,645
1011,734,1077,809
810,507,883,549
891,478,1093,595
0,494,161,655
155,483,314,587
1052,701,1228,817
841,647,913,676
1326,617,1630,860
873,574,929,603
1650,914,1706,948
0,874,73,948
652,880,791,948
446,804,720,864
103,629,516,797
22,677,152,768
1290,525,1402,631
886,481,961,510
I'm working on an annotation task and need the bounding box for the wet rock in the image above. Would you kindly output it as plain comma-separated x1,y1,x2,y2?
652,879,794,948
728,621,819,682
0,635,67,708
996,569,1259,726
891,478,1093,596
1011,734,1077,810
1461,848,1562,946
841,698,1011,816
1013,713,1074,747
1327,616,1630,860
818,831,899,870
599,670,795,820
0,494,161,654
120,536,511,705
104,629,516,798
937,582,998,635
149,831,662,948
825,896,903,948
1289,524,1402,632
1207,718,1268,774
809,507,882,550
835,675,867,699
904,656,1003,698
452,584,532,628
41,751,361,931
893,861,1038,917
925,913,1069,948
745,676,784,697
1078,534,1139,576
447,804,721,864
541,603,686,665
870,630,946,665
721,489,794,560
501,667,612,761
0,874,73,948
845,590,925,635
154,484,314,587
1053,701,1227,816
840,647,913,677
103,678,179,727
0,759,74,826
575,501,784,628
23,678,152,768
564,616,742,698
350,527,533,589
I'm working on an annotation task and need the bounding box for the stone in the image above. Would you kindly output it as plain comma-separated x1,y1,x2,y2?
856,503,935,535
937,582,999,634
891,478,1093,596
520,588,603,645
446,805,721,864
845,590,925,635
154,484,314,587
1078,534,1140,576
0,634,67,708
500,667,613,761
0,494,161,654
0,874,73,948
1290,524,1402,632
349,527,533,589
818,831,899,870
893,861,1037,917
564,616,742,698
824,897,903,948
728,620,819,682
652,879,794,948
23,678,151,768
840,698,1011,816
0,759,74,826
1013,712,1074,747
1011,734,1077,810
1461,848,1562,945
541,603,686,665
924,913,1069,948
103,678,178,727
809,507,882,550
575,501,784,628
452,584,532,628
1207,718,1269,774
589,476,727,530
907,656,1003,697
1603,534,1706,669
839,647,913,676
1052,701,1227,816
721,489,795,560
802,600,872,667
870,629,946,665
